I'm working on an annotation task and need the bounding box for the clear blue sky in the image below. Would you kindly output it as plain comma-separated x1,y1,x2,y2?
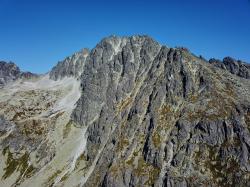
0,0,250,73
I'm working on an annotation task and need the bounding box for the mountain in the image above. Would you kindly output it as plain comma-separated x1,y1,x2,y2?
0,61,38,87
0,35,250,187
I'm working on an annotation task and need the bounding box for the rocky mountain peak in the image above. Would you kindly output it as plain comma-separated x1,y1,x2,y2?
94,35,162,56
0,61,37,87
0,61,21,80
0,36,250,187
71,36,250,187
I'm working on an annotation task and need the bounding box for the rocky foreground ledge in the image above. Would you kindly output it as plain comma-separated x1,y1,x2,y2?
0,35,250,187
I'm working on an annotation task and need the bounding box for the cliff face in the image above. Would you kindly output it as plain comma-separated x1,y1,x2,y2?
72,36,250,187
0,36,250,187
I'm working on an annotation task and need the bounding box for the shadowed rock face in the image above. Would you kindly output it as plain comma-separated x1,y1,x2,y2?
0,35,250,187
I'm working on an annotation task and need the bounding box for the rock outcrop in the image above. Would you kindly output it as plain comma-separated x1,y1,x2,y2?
0,35,250,187
209,57,250,79
0,61,21,87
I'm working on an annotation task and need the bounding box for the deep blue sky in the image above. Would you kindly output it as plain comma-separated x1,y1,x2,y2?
0,0,250,73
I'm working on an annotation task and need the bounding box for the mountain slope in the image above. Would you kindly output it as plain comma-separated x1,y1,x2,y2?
0,35,250,187
0,74,82,187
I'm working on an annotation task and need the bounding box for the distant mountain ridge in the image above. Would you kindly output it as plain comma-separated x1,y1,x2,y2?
0,61,38,87
1,42,249,85
209,57,250,79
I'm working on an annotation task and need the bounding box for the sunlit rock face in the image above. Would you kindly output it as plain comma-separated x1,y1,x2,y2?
0,36,250,187
49,48,89,81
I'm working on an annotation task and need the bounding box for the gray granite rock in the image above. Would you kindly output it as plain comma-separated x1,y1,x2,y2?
70,36,250,186
49,48,89,80
209,57,250,79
